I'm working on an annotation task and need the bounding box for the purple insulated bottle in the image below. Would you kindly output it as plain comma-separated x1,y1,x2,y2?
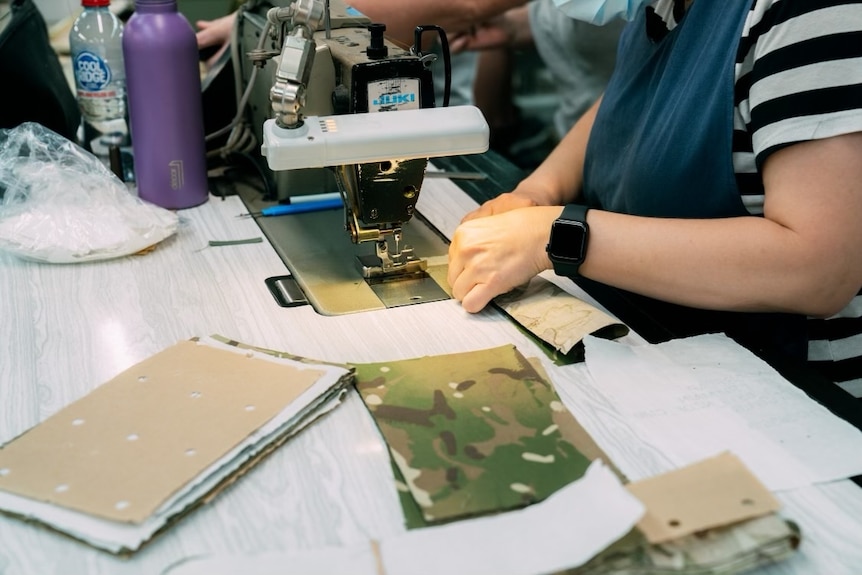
123,0,208,209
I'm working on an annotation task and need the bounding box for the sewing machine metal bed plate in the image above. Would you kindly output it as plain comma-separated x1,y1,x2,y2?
239,185,451,315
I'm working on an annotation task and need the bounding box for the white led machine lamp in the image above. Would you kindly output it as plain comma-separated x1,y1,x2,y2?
261,105,490,170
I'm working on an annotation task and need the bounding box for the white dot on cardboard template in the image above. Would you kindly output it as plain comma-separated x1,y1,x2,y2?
55,483,69,493
115,500,130,511
0,468,9,477
71,418,85,426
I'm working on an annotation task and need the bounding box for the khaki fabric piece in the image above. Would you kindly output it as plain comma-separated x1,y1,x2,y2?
354,344,592,524
495,277,629,361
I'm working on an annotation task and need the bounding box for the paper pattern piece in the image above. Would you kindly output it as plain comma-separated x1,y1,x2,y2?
0,336,354,553
626,451,781,543
165,461,645,575
582,334,862,490
354,345,592,524
495,277,628,359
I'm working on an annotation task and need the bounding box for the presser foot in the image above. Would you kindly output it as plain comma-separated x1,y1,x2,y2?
355,252,449,308
355,236,424,280
355,253,427,280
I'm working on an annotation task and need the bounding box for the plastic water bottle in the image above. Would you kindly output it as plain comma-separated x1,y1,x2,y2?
123,0,208,209
69,0,129,157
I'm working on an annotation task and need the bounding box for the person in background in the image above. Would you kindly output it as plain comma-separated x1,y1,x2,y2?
194,0,528,55
456,0,623,165
195,11,236,69
193,0,622,166
447,0,862,394
528,0,623,143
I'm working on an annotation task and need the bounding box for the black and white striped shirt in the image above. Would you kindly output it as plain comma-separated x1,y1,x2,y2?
652,0,862,395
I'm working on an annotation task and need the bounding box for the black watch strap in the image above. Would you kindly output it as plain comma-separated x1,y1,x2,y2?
547,204,590,278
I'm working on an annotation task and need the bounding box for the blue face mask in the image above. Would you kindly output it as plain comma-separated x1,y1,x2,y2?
551,0,651,26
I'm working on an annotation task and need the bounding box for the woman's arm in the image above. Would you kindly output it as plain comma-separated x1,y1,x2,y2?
460,97,601,222
585,131,862,317
348,0,527,46
449,131,862,316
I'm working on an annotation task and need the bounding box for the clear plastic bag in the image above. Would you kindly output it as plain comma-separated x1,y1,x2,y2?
0,122,179,263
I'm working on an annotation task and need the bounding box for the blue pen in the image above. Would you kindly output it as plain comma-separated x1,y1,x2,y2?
239,196,343,218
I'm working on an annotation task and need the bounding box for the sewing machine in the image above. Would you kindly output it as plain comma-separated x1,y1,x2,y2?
234,0,489,315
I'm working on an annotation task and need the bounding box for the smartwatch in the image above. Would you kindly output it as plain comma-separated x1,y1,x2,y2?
546,204,590,277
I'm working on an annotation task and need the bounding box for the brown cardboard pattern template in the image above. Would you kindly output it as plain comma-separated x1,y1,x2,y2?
0,340,324,523
627,451,781,543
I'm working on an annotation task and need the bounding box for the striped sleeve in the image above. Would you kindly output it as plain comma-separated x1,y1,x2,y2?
807,290,862,396
650,0,862,389
736,0,862,168
734,1,862,390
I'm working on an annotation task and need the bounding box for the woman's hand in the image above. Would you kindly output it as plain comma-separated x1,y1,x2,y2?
195,13,237,68
448,206,563,313
448,5,532,53
461,192,539,222
196,13,236,49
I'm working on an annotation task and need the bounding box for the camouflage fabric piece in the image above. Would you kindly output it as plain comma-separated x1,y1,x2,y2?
391,460,428,529
391,356,617,530
353,344,592,525
563,514,800,575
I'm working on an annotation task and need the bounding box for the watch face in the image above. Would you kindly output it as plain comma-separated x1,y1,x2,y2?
551,221,588,262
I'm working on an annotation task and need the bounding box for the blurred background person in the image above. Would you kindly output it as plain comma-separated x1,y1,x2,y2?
454,0,623,168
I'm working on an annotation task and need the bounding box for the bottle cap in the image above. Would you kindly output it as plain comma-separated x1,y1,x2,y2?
81,0,110,6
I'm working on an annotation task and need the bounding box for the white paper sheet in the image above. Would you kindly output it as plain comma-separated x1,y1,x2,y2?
161,460,644,575
581,333,862,491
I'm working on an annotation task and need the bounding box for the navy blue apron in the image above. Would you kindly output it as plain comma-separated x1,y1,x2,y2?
581,0,807,360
